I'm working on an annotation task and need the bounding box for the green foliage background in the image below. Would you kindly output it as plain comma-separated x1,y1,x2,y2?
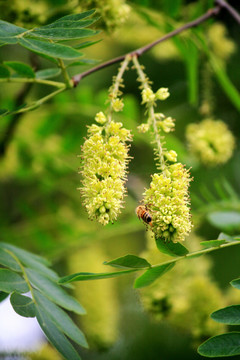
0,0,240,359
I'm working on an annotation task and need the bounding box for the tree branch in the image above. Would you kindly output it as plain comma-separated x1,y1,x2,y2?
215,0,240,24
72,5,221,87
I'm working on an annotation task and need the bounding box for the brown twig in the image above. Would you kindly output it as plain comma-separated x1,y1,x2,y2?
72,6,221,87
215,0,240,24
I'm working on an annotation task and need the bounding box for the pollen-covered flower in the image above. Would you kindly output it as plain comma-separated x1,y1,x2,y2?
143,163,192,242
186,118,235,166
165,150,177,162
161,117,175,133
80,121,132,225
95,111,107,124
112,98,124,112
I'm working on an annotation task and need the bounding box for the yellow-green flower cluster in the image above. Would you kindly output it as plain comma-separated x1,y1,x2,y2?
143,163,192,242
207,23,236,63
186,119,235,166
139,233,226,340
80,114,132,225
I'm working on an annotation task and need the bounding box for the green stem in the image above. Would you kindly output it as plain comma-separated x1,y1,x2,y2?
132,55,166,172
151,240,240,269
8,86,66,116
4,248,35,302
0,77,65,88
58,59,73,88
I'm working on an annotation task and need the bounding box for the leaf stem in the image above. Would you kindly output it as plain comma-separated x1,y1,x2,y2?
58,59,73,88
0,77,65,88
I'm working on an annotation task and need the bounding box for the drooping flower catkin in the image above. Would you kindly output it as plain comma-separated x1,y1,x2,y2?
186,118,235,166
80,119,132,225
143,163,192,243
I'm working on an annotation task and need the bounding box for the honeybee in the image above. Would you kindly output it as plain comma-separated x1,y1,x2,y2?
136,205,152,226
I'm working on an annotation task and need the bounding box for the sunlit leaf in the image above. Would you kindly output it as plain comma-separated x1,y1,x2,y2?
10,292,36,318
54,10,95,23
0,247,21,271
134,263,175,288
35,68,61,79
31,27,98,41
198,332,240,357
74,39,101,49
200,240,226,248
104,254,151,269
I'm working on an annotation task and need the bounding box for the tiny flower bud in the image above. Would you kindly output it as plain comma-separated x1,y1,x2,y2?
165,150,177,162
112,98,124,112
137,123,150,133
155,87,170,101
142,88,155,103
161,117,175,133
95,111,107,124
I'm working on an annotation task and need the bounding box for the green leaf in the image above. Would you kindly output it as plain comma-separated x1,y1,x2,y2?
54,10,95,23
104,254,151,269
0,109,9,116
134,263,175,289
218,232,237,241
0,65,10,78
74,39,101,49
155,237,189,257
10,292,36,318
0,20,26,38
230,278,240,290
35,68,61,79
26,268,85,315
43,18,97,30
36,305,82,360
33,289,88,348
4,61,35,78
200,240,226,248
198,332,240,357
211,305,240,325
207,211,240,232
0,247,21,271
0,243,57,281
0,269,28,294
66,59,97,67
0,291,9,302
18,38,83,60
59,269,139,284
31,27,98,41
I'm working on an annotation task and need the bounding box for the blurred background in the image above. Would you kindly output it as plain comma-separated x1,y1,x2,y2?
0,0,240,359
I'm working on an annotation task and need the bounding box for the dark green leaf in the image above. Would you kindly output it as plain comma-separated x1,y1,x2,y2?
200,240,226,248
207,211,240,232
0,20,26,37
74,39,101,49
0,247,21,271
59,269,139,284
35,68,61,79
10,292,36,318
134,263,175,289
54,10,95,23
18,38,83,60
31,28,98,41
155,237,189,257
0,291,9,302
211,305,240,325
36,305,82,360
0,37,18,44
231,278,240,290
104,254,151,269
26,268,85,314
0,269,28,294
0,243,57,281
33,289,88,348
198,332,240,357
4,61,35,78
0,65,10,78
